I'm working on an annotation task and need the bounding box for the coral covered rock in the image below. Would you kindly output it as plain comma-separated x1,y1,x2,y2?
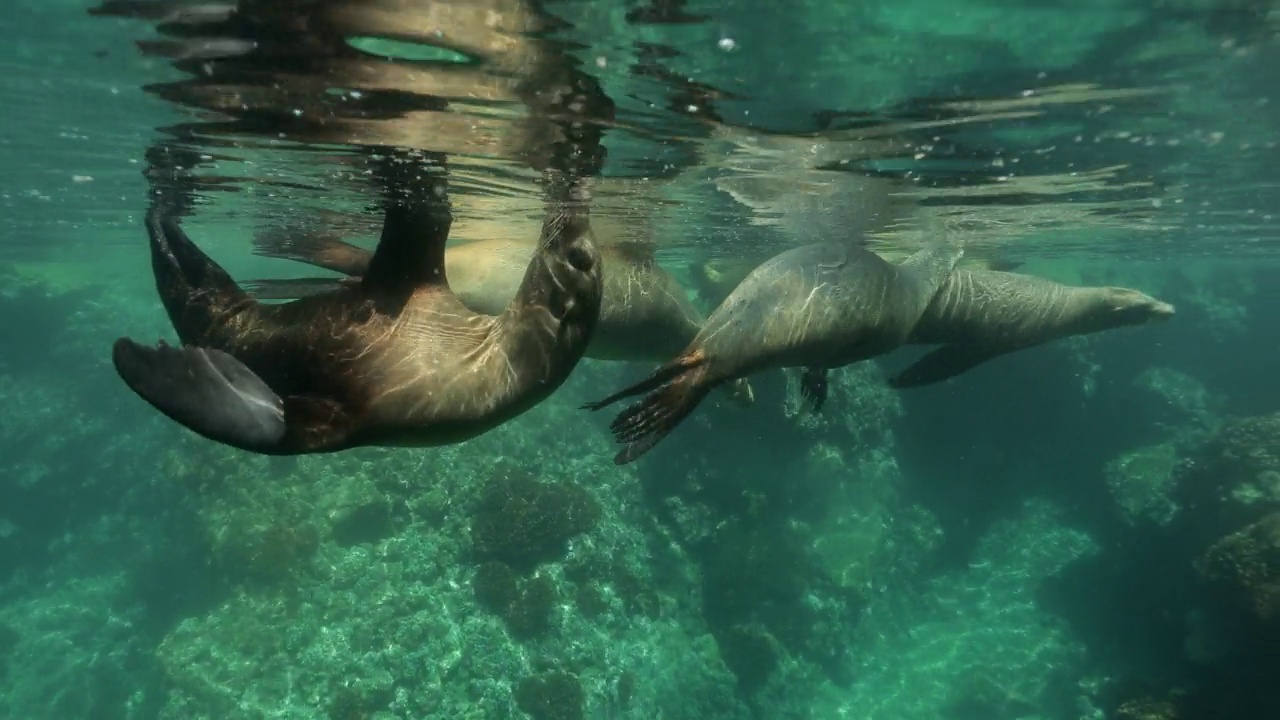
1105,442,1180,526
214,517,321,587
328,494,395,547
471,561,558,640
715,623,781,691
1174,412,1280,536
1195,512,1280,624
514,671,584,720
1113,695,1183,720
470,473,600,569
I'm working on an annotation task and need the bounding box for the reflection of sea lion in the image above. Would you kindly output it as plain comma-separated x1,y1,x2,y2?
244,229,704,363
111,185,602,455
888,269,1175,388
583,240,963,464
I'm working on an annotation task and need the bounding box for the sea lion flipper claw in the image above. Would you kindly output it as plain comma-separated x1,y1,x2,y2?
799,367,828,413
889,344,1001,389
112,338,286,451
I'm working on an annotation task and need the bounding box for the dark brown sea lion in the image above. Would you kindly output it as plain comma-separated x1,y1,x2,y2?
888,268,1175,388
111,179,602,455
244,226,757,405
582,240,964,464
244,229,705,363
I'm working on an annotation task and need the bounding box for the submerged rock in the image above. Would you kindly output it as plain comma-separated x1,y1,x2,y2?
1195,511,1280,624
1174,412,1280,538
1105,442,1180,526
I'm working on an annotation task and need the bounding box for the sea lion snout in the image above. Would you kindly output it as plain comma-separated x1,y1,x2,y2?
1103,288,1175,325
1147,300,1176,322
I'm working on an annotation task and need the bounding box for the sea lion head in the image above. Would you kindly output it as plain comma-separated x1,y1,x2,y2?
1095,287,1176,327
543,217,604,329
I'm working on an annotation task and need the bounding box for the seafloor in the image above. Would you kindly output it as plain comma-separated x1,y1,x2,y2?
1,256,1277,720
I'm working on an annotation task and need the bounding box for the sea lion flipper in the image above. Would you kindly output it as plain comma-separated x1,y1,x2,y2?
112,338,286,451
581,353,706,412
608,365,714,465
244,277,352,300
361,155,452,308
253,226,372,276
362,198,452,302
799,367,828,413
147,205,241,295
888,344,1005,389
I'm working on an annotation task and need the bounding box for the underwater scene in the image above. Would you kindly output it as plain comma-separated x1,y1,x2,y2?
2,0,1279,718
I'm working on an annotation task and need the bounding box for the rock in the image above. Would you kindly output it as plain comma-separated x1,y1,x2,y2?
1195,512,1280,624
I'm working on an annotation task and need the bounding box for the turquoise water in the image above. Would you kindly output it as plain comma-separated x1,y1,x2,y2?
2,1,1278,719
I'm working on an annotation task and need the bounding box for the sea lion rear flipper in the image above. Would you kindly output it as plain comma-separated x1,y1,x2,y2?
888,344,1006,389
581,352,707,412
799,367,828,412
112,338,286,452
607,363,714,465
244,277,354,300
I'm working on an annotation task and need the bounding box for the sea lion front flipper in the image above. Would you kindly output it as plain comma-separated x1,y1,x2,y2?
799,367,828,413
244,277,355,301
112,338,286,451
252,226,372,276
888,344,1007,389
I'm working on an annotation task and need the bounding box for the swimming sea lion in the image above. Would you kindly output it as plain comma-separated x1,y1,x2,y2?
111,178,603,455
582,240,964,464
243,228,706,363
244,227,757,406
887,268,1175,388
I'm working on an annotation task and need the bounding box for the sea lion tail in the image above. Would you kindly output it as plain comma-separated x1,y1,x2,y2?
606,360,713,465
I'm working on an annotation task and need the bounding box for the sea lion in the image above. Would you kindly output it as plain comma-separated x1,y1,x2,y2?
243,228,705,363
582,240,964,464
111,179,603,455
244,227,757,406
887,268,1175,388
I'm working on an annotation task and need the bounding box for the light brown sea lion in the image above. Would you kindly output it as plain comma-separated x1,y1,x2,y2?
111,177,602,455
887,268,1175,388
582,239,964,464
